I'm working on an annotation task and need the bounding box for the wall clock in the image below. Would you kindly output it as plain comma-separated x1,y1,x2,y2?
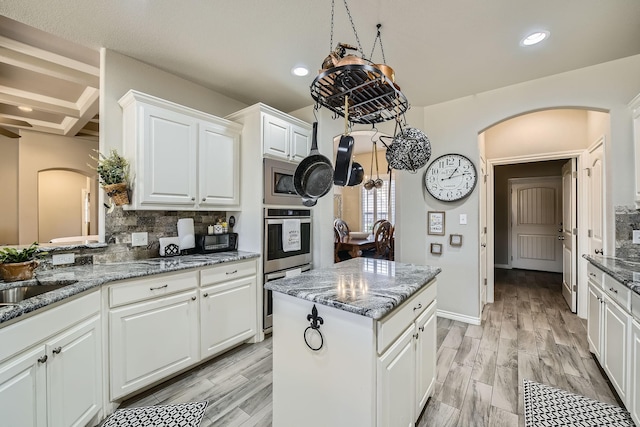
424,154,478,202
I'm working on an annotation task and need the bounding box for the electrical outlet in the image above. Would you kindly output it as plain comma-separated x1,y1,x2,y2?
633,230,640,244
131,232,148,247
52,253,75,266
459,214,467,225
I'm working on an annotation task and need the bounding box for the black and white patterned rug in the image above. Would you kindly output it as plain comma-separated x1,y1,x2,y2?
103,401,208,427
523,379,634,426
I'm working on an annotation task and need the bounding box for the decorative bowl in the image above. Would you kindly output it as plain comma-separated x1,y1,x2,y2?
349,232,370,240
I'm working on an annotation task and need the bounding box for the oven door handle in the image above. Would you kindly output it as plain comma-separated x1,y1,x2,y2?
265,271,288,281
265,218,312,225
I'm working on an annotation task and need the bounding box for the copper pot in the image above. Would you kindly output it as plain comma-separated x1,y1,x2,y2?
375,64,395,83
336,55,366,67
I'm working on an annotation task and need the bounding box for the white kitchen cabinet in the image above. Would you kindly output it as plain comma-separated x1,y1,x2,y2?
587,280,604,359
603,292,630,402
415,301,437,417
630,319,640,425
629,93,640,208
227,103,311,164
199,260,257,359
119,90,242,210
108,271,200,400
0,291,102,427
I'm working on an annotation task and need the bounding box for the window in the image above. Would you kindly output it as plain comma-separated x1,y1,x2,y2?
361,178,395,232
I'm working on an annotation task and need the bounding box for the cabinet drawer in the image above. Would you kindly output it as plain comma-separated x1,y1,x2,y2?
604,273,631,311
109,271,198,308
587,263,603,287
377,279,437,355
200,260,256,286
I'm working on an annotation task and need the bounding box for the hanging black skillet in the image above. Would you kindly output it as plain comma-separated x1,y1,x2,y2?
333,96,355,186
294,121,334,205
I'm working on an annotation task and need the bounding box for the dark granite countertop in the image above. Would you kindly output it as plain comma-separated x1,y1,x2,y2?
264,258,441,320
583,254,640,294
0,251,260,325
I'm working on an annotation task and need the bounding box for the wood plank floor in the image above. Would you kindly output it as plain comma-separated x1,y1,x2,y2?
108,269,620,427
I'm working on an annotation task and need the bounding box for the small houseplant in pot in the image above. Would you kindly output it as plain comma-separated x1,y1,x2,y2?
0,243,46,282
90,149,130,206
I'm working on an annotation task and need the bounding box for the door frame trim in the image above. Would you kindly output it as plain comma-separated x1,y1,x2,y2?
486,149,589,317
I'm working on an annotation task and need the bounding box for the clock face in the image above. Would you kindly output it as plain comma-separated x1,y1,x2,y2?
424,154,478,202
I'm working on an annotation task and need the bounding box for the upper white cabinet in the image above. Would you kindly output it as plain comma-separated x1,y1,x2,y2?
629,93,640,208
227,103,311,163
119,90,242,210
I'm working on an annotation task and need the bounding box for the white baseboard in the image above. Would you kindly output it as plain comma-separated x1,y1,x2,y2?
437,309,481,326
494,264,511,270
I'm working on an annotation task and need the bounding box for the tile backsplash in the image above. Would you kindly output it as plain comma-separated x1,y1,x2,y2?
615,206,640,260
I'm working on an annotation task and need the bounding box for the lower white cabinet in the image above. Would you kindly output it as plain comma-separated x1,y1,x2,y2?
416,301,437,417
0,291,102,427
631,320,640,425
587,281,603,359
603,293,630,402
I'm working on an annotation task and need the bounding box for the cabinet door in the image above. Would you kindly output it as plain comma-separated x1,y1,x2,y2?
587,281,603,359
415,301,437,418
263,114,290,160
47,315,102,427
631,320,640,426
603,294,629,401
378,324,416,427
140,104,198,206
0,345,47,427
109,290,199,400
290,124,311,163
198,121,240,207
200,276,256,359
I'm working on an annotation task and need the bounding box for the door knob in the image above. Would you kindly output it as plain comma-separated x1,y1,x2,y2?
481,243,486,247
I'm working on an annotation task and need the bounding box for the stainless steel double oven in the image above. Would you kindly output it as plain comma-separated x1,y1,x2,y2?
263,208,312,332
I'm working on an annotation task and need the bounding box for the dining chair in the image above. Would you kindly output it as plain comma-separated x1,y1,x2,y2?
334,219,350,242
334,227,352,262
373,221,393,260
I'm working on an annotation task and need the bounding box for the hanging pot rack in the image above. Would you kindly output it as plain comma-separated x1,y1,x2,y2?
311,0,409,125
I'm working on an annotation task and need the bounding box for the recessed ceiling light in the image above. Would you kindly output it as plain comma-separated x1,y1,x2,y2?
521,31,549,46
291,66,309,77
18,105,33,112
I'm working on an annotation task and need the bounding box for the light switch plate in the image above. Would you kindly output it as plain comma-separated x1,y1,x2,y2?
52,253,75,266
131,232,148,247
633,230,640,244
459,214,467,225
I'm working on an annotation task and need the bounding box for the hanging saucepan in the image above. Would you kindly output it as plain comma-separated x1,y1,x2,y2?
294,122,334,205
347,162,364,186
333,96,354,186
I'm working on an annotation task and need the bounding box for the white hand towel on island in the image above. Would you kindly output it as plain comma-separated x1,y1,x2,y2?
282,219,301,252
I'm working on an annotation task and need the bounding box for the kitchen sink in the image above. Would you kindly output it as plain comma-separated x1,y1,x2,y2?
0,284,69,305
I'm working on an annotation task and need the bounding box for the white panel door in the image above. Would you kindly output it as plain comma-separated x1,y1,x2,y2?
47,315,102,427
510,177,562,272
0,345,47,427
587,282,603,360
290,124,311,163
142,104,198,206
479,156,487,307
631,320,640,426
198,121,240,207
603,295,629,401
589,139,605,256
262,114,290,160
415,302,437,419
378,325,415,427
561,159,577,312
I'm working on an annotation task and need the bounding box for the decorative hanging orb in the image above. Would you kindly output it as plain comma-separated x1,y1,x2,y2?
385,127,431,173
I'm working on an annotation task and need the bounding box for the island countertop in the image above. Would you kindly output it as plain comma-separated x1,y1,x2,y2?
264,257,441,320
0,251,260,325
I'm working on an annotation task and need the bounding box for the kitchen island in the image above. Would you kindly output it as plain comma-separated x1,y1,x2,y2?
264,257,440,427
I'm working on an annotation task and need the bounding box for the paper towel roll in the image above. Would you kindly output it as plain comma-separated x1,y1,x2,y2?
177,218,195,250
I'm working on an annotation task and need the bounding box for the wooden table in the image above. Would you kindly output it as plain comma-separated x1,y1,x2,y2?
337,236,376,258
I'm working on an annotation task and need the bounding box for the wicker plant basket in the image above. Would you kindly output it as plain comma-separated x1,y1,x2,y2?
0,260,38,282
103,182,130,206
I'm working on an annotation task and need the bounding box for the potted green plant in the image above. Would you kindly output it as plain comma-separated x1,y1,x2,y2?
0,243,47,282
90,149,131,206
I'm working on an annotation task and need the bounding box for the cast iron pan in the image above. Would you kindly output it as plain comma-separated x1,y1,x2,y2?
333,134,354,186
294,122,334,202
347,162,364,186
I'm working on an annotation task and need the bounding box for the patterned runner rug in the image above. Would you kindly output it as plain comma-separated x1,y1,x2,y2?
102,401,208,427
523,379,634,426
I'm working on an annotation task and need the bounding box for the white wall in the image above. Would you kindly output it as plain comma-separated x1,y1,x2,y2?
397,54,640,322
0,136,18,245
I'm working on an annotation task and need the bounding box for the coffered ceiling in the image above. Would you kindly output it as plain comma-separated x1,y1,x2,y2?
0,16,99,139
1,0,640,140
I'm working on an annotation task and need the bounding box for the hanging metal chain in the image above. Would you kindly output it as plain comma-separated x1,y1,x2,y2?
329,0,335,52
368,24,387,64
342,0,364,56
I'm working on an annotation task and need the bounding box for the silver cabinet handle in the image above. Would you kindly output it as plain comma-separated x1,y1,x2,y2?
595,249,603,255
226,270,238,275
191,197,196,201
202,198,206,202
150,284,168,291
609,287,618,294
52,347,62,355
419,326,425,332
413,303,422,311
558,236,565,241
589,272,596,277
38,355,48,364
481,243,486,247
413,333,419,340
191,296,197,301
203,293,209,297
